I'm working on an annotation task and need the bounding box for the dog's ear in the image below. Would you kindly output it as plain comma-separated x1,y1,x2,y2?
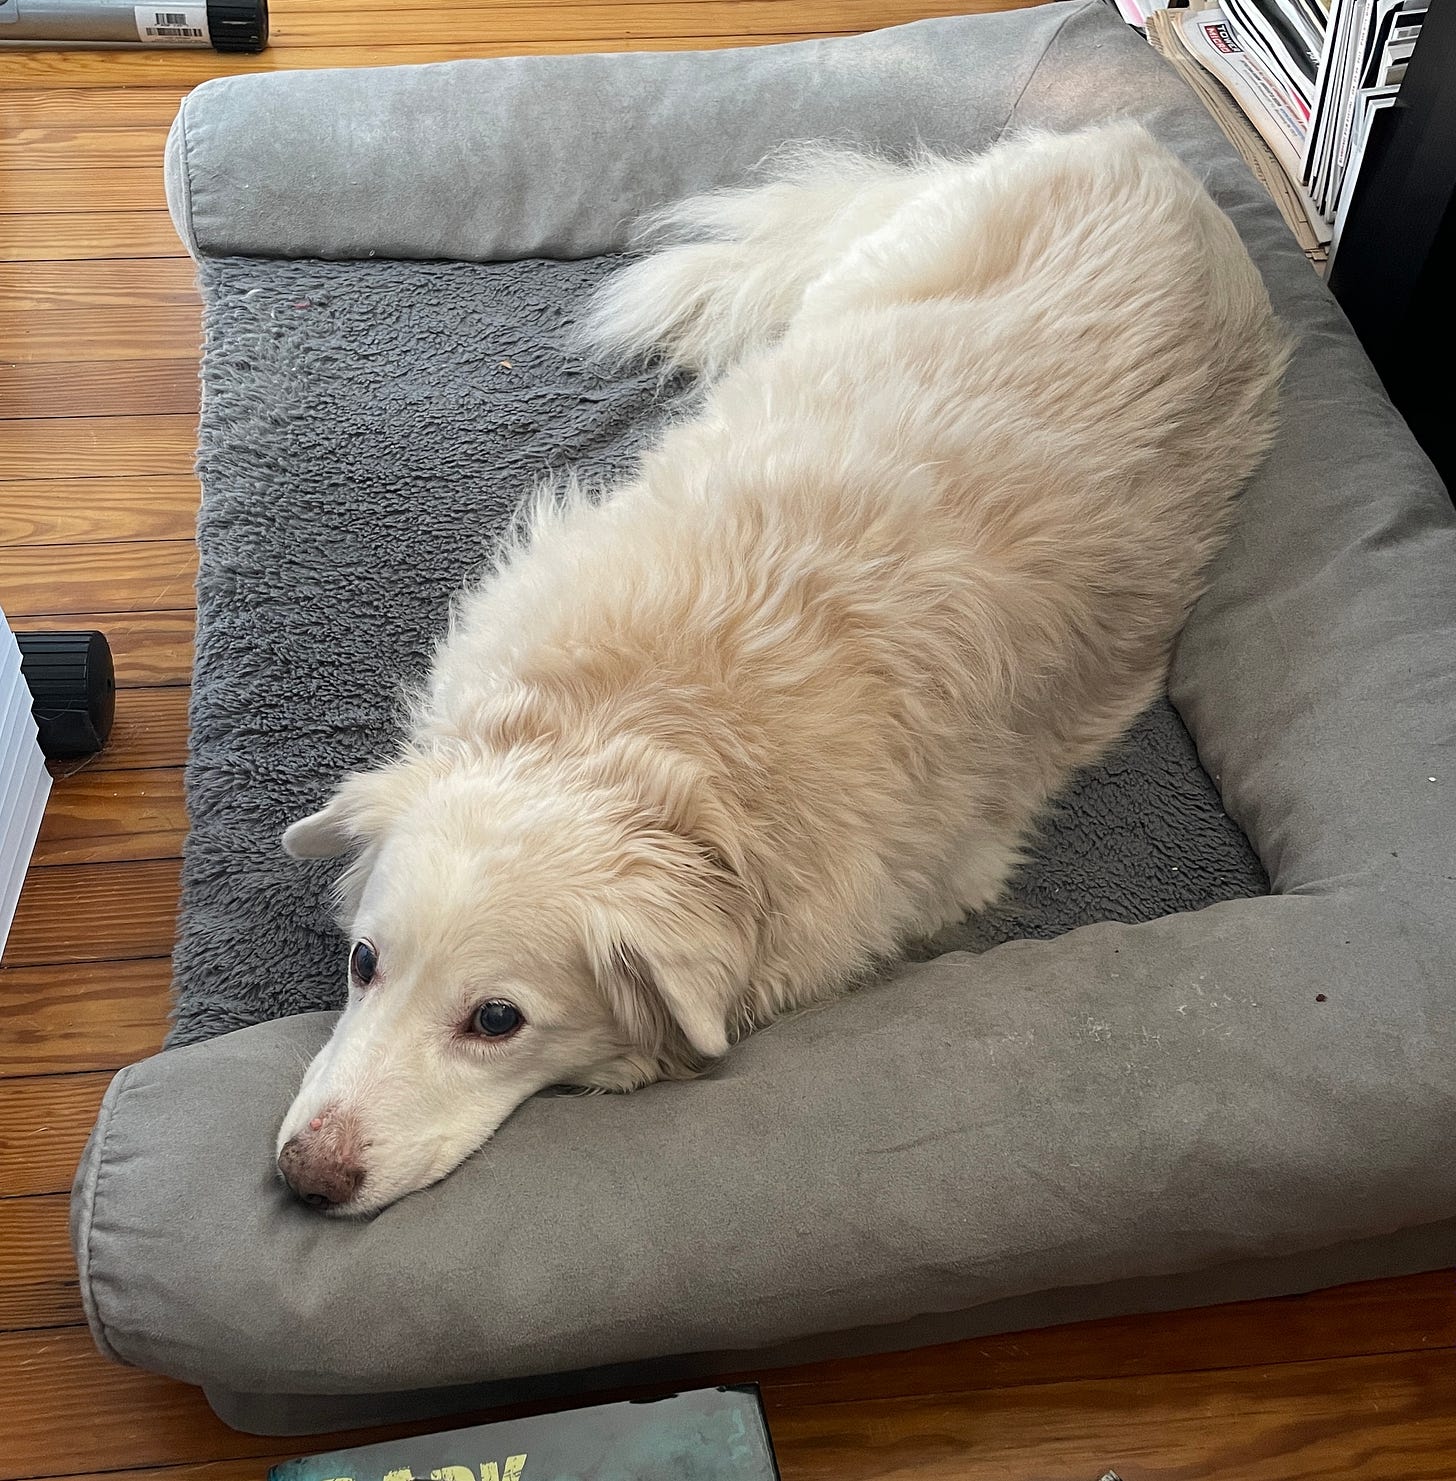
282,758,433,860
591,928,745,1069
595,940,733,1068
588,830,759,1069
583,736,762,1067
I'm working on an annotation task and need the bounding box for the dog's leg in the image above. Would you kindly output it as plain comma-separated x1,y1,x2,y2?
577,147,925,377
920,829,1027,928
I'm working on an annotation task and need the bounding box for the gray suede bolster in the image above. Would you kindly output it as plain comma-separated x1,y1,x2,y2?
164,5,1080,262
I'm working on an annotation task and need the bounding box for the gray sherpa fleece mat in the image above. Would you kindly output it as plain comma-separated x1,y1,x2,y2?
169,255,1267,1049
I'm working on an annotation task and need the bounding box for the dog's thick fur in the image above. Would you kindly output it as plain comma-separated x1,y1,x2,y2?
277,122,1286,1215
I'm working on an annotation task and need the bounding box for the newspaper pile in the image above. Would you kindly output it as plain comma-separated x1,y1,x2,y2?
1117,0,1428,270
1146,4,1328,261
1304,0,1426,250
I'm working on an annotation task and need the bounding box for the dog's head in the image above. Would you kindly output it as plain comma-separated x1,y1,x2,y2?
274,744,756,1216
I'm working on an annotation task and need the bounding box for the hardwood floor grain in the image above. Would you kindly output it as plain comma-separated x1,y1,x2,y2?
0,1328,291,1481
0,426,196,506
64,686,191,772
0,1194,82,1331
1,359,200,419
1,477,199,545
32,766,186,867
0,1072,112,1196
6,858,182,967
0,125,188,172
0,310,200,364
0,260,196,310
0,87,189,124
761,1351,1456,1481
0,958,171,1077
0,210,183,260
0,31,851,87
276,0,1020,44
759,1270,1456,1401
0,537,199,617
0,166,170,213
11,610,196,687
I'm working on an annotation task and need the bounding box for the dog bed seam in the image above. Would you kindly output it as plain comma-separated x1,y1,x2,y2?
995,0,1093,143
74,1063,132,1366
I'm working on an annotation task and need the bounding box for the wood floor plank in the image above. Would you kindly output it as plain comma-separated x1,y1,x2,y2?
10,611,194,688
0,358,199,418
2,1329,1455,1481
0,307,199,364
0,1072,111,1197
0,258,197,311
277,0,1020,45
0,167,169,214
0,957,171,1077
0,359,199,420
5,858,181,968
32,766,186,868
0,1327,288,1481
0,210,183,261
0,475,198,545
0,538,197,617
756,1270,1456,1403
60,685,190,773
299,0,1018,9
0,32,853,88
0,124,173,171
0,1326,464,1481
0,415,196,481
51,1461,309,1481
761,1351,1456,1481
0,87,188,127
0,1195,81,1331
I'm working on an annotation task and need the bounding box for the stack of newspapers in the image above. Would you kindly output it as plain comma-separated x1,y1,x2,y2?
0,610,50,959
1109,0,1427,269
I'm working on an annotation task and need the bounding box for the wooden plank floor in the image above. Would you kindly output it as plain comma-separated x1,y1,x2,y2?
1,4,1453,1480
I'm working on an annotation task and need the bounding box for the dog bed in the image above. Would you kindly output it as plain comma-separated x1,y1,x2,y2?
71,0,1456,1436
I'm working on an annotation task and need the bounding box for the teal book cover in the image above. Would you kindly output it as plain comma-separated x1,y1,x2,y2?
268,1386,780,1481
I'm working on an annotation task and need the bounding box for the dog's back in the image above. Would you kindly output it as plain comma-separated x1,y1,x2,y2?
434,123,1286,1018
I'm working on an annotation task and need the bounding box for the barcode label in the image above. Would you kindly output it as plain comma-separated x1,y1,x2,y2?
134,4,210,44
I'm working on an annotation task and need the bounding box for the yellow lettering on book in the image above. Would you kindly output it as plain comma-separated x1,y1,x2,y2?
431,1470,474,1481
384,1470,415,1481
479,1455,527,1481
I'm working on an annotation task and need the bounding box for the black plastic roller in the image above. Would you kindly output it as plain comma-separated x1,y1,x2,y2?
17,631,116,760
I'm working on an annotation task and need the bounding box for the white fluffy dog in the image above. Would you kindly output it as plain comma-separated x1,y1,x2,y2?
276,122,1285,1215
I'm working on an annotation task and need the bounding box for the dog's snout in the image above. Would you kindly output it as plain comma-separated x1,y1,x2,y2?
278,1130,364,1210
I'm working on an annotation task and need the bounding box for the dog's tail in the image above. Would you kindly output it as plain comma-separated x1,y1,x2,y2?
577,145,920,378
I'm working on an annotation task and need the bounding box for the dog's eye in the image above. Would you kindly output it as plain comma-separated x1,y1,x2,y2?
470,1000,523,1039
350,939,378,987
